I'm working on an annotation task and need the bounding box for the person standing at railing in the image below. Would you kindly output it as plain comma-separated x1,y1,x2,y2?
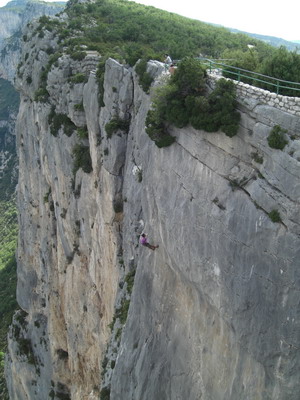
164,54,172,71
169,64,177,75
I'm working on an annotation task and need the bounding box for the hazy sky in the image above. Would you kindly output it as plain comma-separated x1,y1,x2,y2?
0,0,299,41
131,0,299,41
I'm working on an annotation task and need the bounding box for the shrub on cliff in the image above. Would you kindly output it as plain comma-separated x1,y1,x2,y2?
74,102,84,112
105,116,130,138
77,126,89,139
145,106,176,148
48,108,77,137
268,209,282,223
135,59,154,93
72,144,93,174
34,87,49,103
267,125,288,150
146,57,240,147
96,59,107,107
68,73,87,84
69,51,86,61
190,78,240,137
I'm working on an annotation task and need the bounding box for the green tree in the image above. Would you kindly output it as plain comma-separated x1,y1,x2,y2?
221,48,260,85
171,57,207,96
146,58,240,146
267,125,288,150
259,46,300,96
204,79,240,137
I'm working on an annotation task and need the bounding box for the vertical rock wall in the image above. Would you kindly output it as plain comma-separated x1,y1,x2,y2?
111,95,300,399
5,35,300,400
5,37,134,399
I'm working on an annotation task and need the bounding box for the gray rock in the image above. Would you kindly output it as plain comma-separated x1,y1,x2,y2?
5,43,300,400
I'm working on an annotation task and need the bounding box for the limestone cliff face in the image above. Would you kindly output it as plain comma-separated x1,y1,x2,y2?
0,0,65,202
5,23,300,400
0,0,65,81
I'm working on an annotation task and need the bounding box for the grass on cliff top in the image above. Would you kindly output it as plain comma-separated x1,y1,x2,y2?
63,0,300,90
35,0,274,66
31,0,300,105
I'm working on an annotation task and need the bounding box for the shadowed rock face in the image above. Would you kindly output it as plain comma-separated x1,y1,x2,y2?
4,23,300,399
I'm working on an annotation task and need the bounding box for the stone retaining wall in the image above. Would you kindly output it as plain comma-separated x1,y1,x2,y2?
208,72,300,116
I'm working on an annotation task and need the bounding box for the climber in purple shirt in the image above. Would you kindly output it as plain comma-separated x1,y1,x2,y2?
139,233,159,251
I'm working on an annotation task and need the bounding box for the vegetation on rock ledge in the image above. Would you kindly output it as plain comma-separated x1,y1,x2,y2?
267,125,288,150
72,143,93,174
146,57,240,147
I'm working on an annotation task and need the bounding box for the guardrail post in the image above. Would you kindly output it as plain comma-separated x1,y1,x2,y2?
276,81,280,95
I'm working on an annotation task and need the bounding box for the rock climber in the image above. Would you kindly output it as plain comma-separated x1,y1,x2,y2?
139,233,159,251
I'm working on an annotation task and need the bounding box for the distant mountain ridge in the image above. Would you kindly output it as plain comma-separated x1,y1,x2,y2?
199,20,299,52
229,28,300,52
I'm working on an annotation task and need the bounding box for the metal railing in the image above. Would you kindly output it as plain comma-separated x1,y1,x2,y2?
198,58,300,96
